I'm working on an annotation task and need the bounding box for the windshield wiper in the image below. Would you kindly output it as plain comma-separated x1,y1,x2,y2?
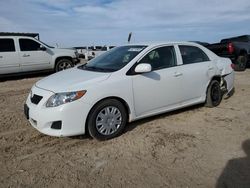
79,65,116,72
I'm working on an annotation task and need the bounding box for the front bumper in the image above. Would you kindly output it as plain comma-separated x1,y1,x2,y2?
24,86,92,137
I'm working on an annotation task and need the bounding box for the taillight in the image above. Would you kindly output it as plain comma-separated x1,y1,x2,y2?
228,42,234,54
231,63,235,70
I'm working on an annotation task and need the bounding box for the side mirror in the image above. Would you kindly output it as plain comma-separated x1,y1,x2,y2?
39,45,47,51
134,63,152,73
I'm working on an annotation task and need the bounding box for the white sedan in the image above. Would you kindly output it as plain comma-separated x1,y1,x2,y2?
24,42,234,140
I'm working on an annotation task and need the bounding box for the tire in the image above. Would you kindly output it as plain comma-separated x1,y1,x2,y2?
87,99,127,140
55,59,73,72
205,80,222,108
234,54,248,71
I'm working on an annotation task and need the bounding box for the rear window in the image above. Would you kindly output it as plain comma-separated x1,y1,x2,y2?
0,39,15,52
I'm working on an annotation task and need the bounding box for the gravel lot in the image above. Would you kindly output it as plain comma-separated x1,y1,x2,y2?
0,69,249,188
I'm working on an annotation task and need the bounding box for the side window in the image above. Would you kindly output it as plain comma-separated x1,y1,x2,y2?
139,46,177,70
179,45,210,64
19,39,41,51
0,39,15,52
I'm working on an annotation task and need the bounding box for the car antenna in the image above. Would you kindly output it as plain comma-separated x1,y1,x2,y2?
128,32,132,43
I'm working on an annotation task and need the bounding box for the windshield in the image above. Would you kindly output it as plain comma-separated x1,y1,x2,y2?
78,45,147,72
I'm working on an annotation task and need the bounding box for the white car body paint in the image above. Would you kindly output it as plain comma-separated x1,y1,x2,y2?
25,42,235,137
0,36,78,75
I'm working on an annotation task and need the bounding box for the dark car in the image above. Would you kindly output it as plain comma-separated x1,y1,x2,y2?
206,35,250,71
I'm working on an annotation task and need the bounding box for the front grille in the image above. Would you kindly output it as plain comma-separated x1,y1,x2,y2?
31,94,43,104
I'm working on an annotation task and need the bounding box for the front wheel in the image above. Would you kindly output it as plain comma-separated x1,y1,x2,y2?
205,80,222,107
87,99,127,140
55,59,73,72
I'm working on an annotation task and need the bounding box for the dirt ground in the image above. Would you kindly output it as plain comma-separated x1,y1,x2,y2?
0,69,249,188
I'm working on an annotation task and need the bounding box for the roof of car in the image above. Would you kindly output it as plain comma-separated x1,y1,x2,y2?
0,32,39,39
125,41,201,47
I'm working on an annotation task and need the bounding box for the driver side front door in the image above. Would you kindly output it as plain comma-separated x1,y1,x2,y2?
18,38,51,72
131,45,183,117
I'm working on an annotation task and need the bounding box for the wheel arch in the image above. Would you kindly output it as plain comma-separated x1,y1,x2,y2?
205,76,223,107
85,96,131,134
211,75,221,83
238,50,249,61
205,75,222,95
239,50,247,56
54,56,73,68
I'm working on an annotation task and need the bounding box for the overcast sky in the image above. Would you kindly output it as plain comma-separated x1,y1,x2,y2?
1,0,250,47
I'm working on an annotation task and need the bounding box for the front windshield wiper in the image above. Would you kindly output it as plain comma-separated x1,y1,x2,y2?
79,64,116,72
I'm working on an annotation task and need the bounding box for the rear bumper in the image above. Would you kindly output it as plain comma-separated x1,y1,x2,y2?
223,71,235,97
225,87,235,99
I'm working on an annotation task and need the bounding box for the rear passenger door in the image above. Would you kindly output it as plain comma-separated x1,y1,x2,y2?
177,45,215,103
18,38,51,72
0,38,20,74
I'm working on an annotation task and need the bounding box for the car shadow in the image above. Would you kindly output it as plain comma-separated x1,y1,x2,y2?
216,139,250,188
0,72,51,82
70,103,204,140
124,103,204,134
69,134,90,140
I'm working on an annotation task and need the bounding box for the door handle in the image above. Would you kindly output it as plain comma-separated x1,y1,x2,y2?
23,54,30,57
174,72,183,77
0,56,3,58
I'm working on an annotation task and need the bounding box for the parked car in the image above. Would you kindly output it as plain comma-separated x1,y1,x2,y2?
0,32,79,76
24,42,234,140
84,45,115,60
74,46,87,59
92,46,115,58
206,35,250,71
192,41,210,46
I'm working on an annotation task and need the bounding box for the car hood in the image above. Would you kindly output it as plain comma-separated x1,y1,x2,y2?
35,68,111,93
50,48,75,54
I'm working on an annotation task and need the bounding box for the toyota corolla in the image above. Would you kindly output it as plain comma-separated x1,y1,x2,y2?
24,42,234,140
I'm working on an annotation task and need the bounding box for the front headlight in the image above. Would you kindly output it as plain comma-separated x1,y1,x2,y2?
46,90,86,107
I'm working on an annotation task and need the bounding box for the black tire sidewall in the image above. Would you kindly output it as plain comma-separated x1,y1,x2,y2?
87,99,127,140
55,59,73,72
234,54,247,71
206,80,222,107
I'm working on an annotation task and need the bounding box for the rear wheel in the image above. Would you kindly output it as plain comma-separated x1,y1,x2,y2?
55,59,73,72
234,54,248,71
205,80,222,107
87,99,127,140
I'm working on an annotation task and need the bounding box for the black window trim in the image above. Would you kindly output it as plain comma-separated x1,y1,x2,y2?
126,44,178,75
178,45,210,65
0,38,16,52
19,38,42,52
